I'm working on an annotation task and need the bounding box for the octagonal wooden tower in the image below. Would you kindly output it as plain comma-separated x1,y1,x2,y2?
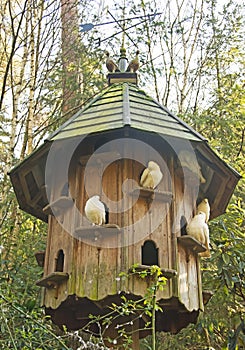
9,67,240,345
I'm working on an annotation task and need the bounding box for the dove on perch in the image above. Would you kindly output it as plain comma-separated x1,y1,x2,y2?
85,195,106,226
126,50,140,72
186,211,211,258
140,161,163,189
197,198,210,222
178,150,206,183
105,51,119,73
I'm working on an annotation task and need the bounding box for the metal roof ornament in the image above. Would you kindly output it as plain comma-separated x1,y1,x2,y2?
105,51,119,73
126,50,140,73
118,47,128,72
106,48,139,85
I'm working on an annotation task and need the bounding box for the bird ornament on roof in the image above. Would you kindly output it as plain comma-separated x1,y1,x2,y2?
126,50,140,72
105,50,140,73
105,51,120,72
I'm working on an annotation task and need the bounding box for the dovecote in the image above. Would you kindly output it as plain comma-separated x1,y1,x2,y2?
9,69,240,347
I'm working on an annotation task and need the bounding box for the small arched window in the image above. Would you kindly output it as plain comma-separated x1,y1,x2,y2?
55,250,64,272
180,216,187,236
142,240,159,266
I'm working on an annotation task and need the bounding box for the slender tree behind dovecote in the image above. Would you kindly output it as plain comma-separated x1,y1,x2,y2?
60,0,82,118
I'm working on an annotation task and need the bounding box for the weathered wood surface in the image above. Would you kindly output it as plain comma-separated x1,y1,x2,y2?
43,196,73,216
175,174,203,311
41,141,203,316
171,156,204,312
36,272,69,288
178,236,207,253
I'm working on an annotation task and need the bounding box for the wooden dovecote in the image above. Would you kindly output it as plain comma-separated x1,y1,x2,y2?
9,70,240,345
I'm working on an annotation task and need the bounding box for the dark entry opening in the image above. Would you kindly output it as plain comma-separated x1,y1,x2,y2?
55,250,64,272
180,216,187,236
142,240,159,266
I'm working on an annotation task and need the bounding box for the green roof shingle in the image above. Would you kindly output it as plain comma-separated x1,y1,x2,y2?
49,83,205,142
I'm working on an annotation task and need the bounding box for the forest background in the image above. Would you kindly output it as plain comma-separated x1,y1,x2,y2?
0,0,244,349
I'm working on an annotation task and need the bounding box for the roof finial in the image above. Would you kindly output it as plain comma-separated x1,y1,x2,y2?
118,46,128,72
118,0,128,72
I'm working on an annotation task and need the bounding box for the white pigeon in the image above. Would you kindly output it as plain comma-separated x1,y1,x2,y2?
84,195,106,226
178,150,206,183
186,211,211,257
140,161,163,189
197,198,210,223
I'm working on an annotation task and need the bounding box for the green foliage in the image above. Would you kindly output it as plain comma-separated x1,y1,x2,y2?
0,0,244,348
0,295,70,350
98,265,167,349
0,199,72,349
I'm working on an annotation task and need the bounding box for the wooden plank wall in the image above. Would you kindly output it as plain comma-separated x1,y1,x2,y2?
173,166,203,311
42,138,202,313
43,144,75,309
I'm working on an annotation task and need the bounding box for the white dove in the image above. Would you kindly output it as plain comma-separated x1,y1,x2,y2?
197,198,210,223
178,150,206,183
84,195,106,226
140,161,163,189
186,211,211,258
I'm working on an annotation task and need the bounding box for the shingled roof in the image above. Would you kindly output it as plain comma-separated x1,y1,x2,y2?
48,82,205,142
9,79,240,222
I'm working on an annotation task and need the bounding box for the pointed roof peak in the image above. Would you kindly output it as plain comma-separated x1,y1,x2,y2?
48,82,205,142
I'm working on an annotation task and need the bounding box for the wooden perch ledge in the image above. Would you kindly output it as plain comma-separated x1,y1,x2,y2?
74,224,121,240
177,235,207,253
129,265,177,279
43,196,74,216
129,186,173,202
36,272,69,289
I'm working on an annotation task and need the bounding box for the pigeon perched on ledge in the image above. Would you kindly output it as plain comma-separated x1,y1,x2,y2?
197,198,210,222
140,161,163,189
178,150,206,183
85,195,106,226
186,211,211,257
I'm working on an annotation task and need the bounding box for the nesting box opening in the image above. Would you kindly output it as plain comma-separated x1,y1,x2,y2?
142,240,159,266
101,201,109,225
55,250,65,272
180,216,187,236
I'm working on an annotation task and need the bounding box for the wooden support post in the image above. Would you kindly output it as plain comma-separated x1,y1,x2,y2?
132,318,140,350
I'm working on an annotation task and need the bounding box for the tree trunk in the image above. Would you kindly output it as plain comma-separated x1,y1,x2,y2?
60,0,81,118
